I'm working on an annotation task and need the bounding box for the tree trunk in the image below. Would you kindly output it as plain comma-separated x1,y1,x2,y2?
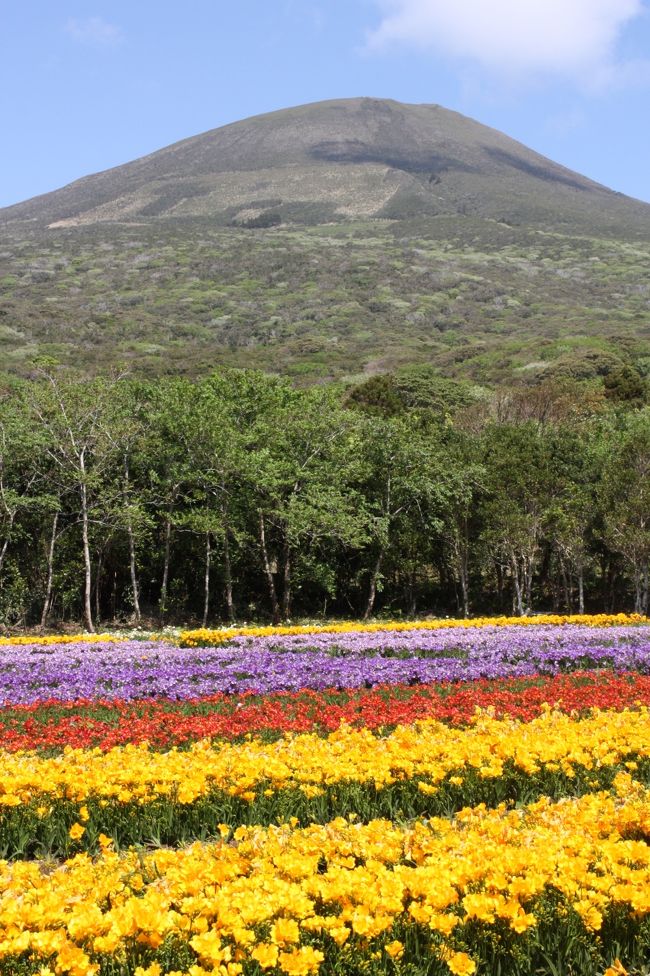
223,518,234,623
0,511,15,578
523,552,535,613
160,518,172,621
124,456,141,626
578,567,585,615
94,546,103,627
511,554,524,616
259,511,280,623
560,557,571,613
605,558,617,613
79,460,94,632
550,576,560,613
202,532,211,628
40,512,59,632
127,522,141,625
459,570,469,618
282,536,291,620
495,561,504,611
110,569,117,621
405,569,417,618
364,551,383,620
455,517,470,618
456,537,470,618
633,567,642,615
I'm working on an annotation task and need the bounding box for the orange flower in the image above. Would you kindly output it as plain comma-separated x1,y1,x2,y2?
604,961,628,976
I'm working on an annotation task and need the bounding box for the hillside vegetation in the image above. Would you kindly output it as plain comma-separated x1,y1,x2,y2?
1,217,649,385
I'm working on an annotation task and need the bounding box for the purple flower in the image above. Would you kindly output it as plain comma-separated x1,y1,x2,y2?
0,624,648,706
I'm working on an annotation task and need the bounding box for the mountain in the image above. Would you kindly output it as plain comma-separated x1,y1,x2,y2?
1,98,649,383
3,97,650,233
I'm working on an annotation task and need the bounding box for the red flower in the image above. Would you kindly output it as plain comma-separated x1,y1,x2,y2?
2,670,649,751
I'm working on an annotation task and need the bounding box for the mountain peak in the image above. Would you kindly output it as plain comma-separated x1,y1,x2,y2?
3,97,649,234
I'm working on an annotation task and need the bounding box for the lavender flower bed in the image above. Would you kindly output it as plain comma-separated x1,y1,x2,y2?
229,626,647,657
1,624,649,705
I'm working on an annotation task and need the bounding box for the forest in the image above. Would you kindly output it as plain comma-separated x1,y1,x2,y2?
0,365,648,631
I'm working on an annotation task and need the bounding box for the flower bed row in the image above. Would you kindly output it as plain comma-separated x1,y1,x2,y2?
1,613,644,648
2,624,650,705
1,671,649,752
4,620,649,974
2,709,649,858
2,780,649,976
179,613,648,646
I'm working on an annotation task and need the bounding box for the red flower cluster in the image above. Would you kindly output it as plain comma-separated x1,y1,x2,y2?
1,670,648,752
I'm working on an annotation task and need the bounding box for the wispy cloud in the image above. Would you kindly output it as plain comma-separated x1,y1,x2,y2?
65,16,123,46
366,0,649,88
545,108,587,137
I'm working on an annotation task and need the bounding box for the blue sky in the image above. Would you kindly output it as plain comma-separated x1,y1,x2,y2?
2,0,650,208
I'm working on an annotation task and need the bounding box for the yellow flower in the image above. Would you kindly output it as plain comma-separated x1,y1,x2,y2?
278,946,324,976
3,706,649,819
0,633,119,646
270,918,300,945
190,929,229,964
509,911,536,934
385,940,404,959
0,793,22,806
53,941,98,976
69,822,85,841
178,613,647,648
429,914,460,934
251,943,279,969
446,951,477,976
575,900,603,932
3,780,650,976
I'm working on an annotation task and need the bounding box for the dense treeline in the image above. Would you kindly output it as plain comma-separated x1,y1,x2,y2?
0,367,648,630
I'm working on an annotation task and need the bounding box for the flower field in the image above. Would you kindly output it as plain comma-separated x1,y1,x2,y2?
1,615,650,976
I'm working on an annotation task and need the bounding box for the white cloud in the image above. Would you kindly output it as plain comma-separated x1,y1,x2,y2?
65,16,123,46
366,0,647,83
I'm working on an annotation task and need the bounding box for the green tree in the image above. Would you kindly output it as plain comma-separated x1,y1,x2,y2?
599,410,650,614
247,383,368,621
479,423,557,614
357,415,462,619
28,372,124,632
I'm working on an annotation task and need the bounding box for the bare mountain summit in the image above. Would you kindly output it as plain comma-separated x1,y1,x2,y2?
3,97,649,234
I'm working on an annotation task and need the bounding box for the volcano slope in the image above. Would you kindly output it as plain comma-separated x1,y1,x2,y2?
1,97,649,384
